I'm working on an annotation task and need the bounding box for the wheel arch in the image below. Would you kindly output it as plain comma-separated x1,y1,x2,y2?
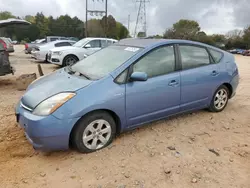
69,109,122,147
222,83,233,98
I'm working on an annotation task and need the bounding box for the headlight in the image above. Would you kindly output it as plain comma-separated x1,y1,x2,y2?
33,92,76,116
53,51,63,55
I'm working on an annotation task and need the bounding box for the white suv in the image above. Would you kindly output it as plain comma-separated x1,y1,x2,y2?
47,37,118,66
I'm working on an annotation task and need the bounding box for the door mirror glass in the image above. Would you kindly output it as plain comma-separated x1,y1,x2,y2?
84,44,91,48
130,72,148,82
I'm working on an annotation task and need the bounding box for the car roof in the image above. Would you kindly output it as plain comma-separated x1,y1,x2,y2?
85,37,117,41
0,18,31,28
117,38,224,52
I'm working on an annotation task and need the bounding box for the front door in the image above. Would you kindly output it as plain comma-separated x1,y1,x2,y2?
178,44,220,111
125,45,181,127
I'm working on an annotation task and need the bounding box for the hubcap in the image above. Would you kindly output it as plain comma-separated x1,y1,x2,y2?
82,119,112,150
66,57,77,66
214,89,228,110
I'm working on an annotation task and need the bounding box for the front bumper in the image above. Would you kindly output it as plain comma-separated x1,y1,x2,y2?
16,102,79,151
48,54,63,65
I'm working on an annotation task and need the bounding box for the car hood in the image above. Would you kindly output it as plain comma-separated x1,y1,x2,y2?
21,68,92,109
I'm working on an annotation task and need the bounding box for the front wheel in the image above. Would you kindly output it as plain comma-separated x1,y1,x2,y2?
209,85,229,112
72,111,116,153
63,55,78,67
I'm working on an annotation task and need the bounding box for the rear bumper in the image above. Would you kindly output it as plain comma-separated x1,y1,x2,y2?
16,102,79,151
230,74,239,99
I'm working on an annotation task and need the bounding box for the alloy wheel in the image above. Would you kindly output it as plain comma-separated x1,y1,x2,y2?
214,88,228,110
82,119,112,150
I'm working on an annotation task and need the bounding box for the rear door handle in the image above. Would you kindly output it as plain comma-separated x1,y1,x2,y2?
211,71,219,76
168,80,178,86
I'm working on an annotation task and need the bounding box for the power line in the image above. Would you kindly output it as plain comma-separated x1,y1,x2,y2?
134,0,149,38
85,0,108,37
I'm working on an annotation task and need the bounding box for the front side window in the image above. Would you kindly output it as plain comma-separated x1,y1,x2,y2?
133,45,175,78
86,40,101,48
179,45,210,70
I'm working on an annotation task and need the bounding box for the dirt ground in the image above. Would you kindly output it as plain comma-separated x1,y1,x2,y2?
0,45,249,188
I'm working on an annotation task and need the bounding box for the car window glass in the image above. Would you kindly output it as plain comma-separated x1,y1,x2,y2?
179,45,210,70
55,42,72,47
133,45,175,78
50,38,58,42
0,43,4,51
209,49,223,63
86,40,101,48
101,40,112,48
116,69,128,84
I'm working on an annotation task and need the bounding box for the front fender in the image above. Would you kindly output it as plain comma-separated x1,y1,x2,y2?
52,76,127,132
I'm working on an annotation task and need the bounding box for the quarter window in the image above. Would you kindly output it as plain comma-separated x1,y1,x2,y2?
133,45,175,78
179,45,210,70
209,49,223,63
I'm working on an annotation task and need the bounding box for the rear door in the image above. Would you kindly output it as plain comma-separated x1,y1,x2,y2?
178,44,220,111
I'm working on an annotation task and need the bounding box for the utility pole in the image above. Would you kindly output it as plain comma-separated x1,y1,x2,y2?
134,0,149,38
128,14,130,34
85,0,88,37
85,0,107,38
105,0,108,37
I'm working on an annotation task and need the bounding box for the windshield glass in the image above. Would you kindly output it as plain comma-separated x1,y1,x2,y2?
71,45,142,80
73,38,89,48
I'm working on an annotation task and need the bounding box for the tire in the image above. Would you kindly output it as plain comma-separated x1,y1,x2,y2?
63,55,78,67
209,85,230,112
72,111,116,153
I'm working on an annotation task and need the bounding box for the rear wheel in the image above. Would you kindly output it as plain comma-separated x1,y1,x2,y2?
209,85,229,112
72,111,116,153
63,55,78,67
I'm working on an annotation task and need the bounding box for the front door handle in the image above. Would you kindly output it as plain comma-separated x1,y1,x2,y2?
211,70,219,76
169,80,178,86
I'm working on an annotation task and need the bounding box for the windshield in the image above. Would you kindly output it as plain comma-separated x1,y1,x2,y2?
73,38,89,48
71,45,142,80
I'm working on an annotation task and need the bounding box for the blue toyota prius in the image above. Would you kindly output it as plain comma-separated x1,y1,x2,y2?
15,38,239,153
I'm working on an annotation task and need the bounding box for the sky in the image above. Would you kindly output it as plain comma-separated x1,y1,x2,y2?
0,0,249,36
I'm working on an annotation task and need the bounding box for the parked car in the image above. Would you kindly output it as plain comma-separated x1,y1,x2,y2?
31,40,76,61
47,37,117,66
15,39,239,153
25,39,46,54
0,37,14,53
228,48,245,54
0,18,30,76
0,42,13,76
242,50,250,56
25,36,68,54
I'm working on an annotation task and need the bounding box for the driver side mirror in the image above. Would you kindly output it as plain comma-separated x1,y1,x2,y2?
130,72,148,82
84,44,91,48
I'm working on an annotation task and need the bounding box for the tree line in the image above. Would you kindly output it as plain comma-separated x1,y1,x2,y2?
0,11,129,42
1,11,250,50
161,19,250,50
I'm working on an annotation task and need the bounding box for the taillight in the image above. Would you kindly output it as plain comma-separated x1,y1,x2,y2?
25,43,28,49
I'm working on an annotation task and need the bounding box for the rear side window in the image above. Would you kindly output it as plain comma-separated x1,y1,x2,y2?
0,42,4,51
179,45,210,70
55,42,71,47
209,49,223,63
50,38,58,42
